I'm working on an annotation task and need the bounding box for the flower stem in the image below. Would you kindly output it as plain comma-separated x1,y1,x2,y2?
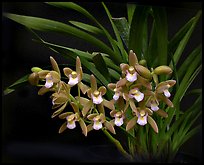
102,129,133,161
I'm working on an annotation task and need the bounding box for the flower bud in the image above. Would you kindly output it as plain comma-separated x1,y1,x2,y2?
139,59,147,67
31,67,43,73
135,64,152,79
28,72,39,86
153,66,172,75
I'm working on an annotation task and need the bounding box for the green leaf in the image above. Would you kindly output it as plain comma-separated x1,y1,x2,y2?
171,10,202,66
151,6,168,66
177,44,201,80
112,17,129,49
102,2,128,62
4,74,29,95
69,21,104,35
32,39,120,72
128,5,150,60
93,53,111,82
46,2,123,64
127,3,136,25
147,20,158,67
168,16,194,57
4,13,116,60
80,57,109,86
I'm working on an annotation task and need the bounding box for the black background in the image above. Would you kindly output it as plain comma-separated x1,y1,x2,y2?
2,2,202,163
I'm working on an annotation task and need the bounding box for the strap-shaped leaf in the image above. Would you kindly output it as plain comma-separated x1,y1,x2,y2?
127,3,136,26
177,44,201,80
4,13,115,59
33,39,120,72
112,17,129,49
171,10,202,66
93,53,111,82
151,6,168,66
102,2,128,62
46,2,123,64
69,21,104,35
128,5,150,60
4,74,29,95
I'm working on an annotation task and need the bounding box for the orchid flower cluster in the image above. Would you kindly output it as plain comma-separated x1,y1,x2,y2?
28,50,176,136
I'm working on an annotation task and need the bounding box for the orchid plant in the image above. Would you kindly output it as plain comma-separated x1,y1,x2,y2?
3,2,202,162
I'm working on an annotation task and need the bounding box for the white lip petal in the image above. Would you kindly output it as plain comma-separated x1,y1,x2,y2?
92,94,103,105
134,92,144,102
151,103,159,111
93,121,102,130
163,89,171,98
137,116,147,126
126,72,137,82
114,117,123,126
68,75,79,86
45,80,53,88
113,93,120,101
67,121,76,129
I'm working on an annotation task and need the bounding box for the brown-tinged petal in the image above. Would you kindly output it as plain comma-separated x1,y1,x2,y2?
82,100,93,116
52,94,68,105
76,56,81,74
97,103,105,114
38,86,50,95
61,81,70,94
166,80,176,87
120,63,129,74
153,65,172,75
117,97,125,109
58,121,67,133
129,50,138,66
110,110,117,117
155,109,168,118
98,86,107,96
123,93,129,101
135,63,152,80
137,75,152,90
129,99,138,114
87,124,93,133
116,78,127,87
103,99,115,110
90,74,97,91
145,107,153,115
63,67,73,77
126,116,137,131
70,102,79,113
147,116,158,133
104,121,116,134
52,103,63,109
79,119,87,136
59,112,73,119
38,70,50,79
87,88,92,98
157,94,174,107
107,83,116,91
87,113,98,120
78,82,89,94
51,102,68,118
50,71,60,83
100,113,106,122
76,96,90,106
50,56,61,77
